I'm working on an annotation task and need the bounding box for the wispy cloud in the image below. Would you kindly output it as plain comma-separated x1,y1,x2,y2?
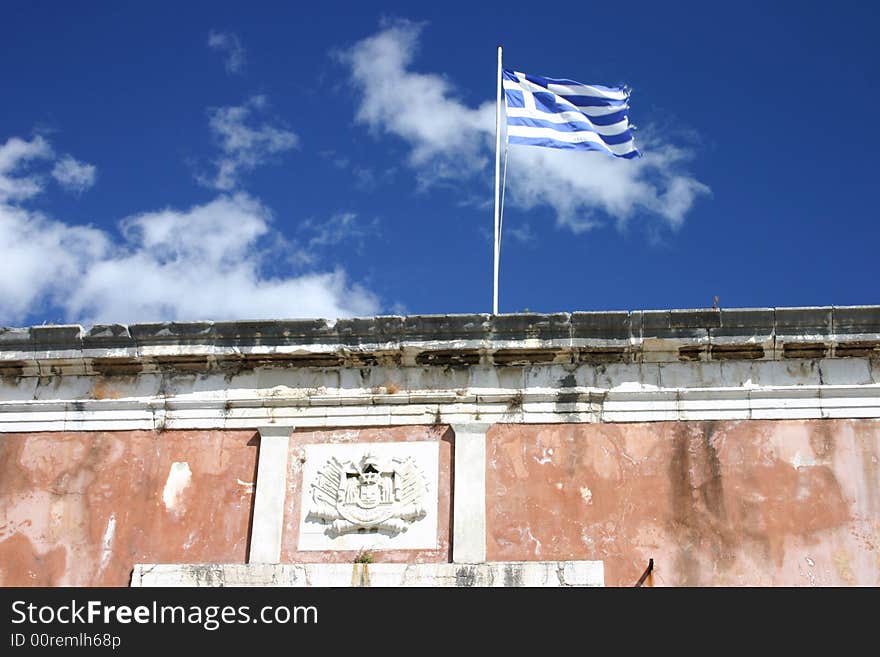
341,20,709,233
505,222,535,245
0,135,379,326
319,150,396,192
51,155,96,193
0,136,97,201
207,30,246,75
199,96,299,191
300,211,378,250
0,135,53,201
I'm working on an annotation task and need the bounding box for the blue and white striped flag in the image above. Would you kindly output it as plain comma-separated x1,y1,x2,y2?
502,69,640,159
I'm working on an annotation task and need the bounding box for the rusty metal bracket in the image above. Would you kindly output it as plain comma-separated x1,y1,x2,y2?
634,558,654,587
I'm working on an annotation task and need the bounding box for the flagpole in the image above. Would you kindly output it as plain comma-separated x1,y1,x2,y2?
493,45,503,315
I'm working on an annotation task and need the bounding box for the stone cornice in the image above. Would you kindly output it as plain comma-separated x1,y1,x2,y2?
2,306,879,376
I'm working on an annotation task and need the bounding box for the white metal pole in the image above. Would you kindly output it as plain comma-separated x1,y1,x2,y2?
493,45,503,315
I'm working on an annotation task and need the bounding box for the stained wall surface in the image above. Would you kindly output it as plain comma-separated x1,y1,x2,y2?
0,430,257,586
486,419,880,586
2,420,879,586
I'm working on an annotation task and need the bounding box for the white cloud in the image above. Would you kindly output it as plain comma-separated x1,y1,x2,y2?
505,138,709,231
342,21,709,232
51,155,97,193
0,137,108,320
67,195,378,324
341,21,493,180
207,30,246,75
0,135,53,202
200,96,299,191
0,136,380,326
0,200,109,322
1,136,98,201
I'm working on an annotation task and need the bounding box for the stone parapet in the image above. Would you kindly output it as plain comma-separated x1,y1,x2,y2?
2,306,879,376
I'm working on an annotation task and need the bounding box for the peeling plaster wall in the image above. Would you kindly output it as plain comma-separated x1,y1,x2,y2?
1,420,878,586
486,419,880,586
0,430,257,586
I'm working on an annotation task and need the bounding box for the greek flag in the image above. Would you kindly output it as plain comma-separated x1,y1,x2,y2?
502,69,640,159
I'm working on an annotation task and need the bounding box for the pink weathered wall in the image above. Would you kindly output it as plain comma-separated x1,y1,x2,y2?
486,419,880,586
0,430,257,586
3,420,878,587
281,425,453,564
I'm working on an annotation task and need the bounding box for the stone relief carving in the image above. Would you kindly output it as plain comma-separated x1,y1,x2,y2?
307,452,429,537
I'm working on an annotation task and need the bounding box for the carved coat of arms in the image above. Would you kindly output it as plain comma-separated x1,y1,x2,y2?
307,452,429,537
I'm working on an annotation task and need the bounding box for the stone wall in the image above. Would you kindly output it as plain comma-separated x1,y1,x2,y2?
1,420,878,586
487,419,880,586
2,307,879,586
0,430,256,586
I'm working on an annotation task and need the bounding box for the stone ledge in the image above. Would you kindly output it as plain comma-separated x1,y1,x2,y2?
3,306,880,372
130,561,604,587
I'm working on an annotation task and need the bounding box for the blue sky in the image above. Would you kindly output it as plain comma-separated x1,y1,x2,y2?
2,1,878,326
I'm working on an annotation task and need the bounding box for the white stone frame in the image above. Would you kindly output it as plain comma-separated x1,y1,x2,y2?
451,424,489,563
249,425,293,564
